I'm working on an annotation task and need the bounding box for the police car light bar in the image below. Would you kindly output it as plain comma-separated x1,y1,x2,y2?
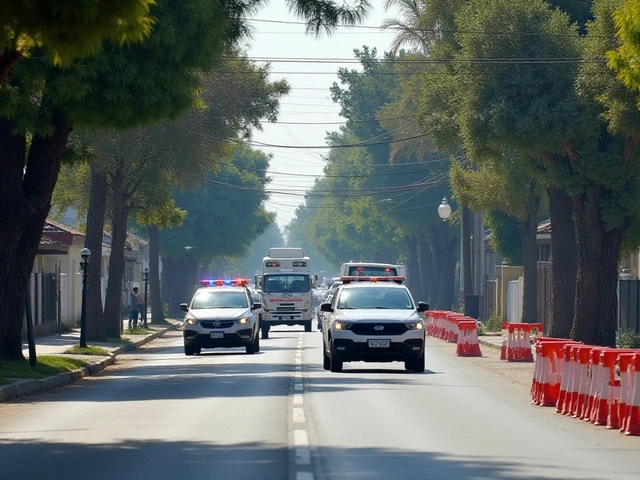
200,278,249,287
340,276,405,283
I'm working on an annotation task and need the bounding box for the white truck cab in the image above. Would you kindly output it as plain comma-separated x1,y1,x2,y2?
258,247,316,338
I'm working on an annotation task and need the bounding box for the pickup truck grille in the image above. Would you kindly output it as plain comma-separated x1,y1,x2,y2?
350,323,408,336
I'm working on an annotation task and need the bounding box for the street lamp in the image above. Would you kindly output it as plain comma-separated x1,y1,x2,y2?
438,197,452,221
143,267,149,328
79,247,91,348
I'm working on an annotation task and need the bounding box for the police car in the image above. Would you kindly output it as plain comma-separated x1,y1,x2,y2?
320,276,429,372
180,279,262,356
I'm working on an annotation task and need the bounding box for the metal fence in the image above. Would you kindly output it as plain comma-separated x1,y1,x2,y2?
26,272,59,336
619,279,640,333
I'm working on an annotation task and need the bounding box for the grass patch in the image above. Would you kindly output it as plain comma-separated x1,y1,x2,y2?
63,345,110,356
107,336,131,344
125,328,152,335
0,355,89,381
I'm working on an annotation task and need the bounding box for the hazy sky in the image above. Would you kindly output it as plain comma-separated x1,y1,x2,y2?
243,2,400,231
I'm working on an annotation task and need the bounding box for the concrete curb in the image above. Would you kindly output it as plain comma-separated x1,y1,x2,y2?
0,323,178,403
479,337,503,351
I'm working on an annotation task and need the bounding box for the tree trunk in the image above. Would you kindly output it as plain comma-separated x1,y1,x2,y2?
418,232,432,303
0,111,71,360
571,190,622,347
429,224,442,307
404,234,421,299
461,204,473,296
103,164,129,338
519,190,541,323
148,224,165,324
547,186,576,338
85,165,108,341
437,222,457,311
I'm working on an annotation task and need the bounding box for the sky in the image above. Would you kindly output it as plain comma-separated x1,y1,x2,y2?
243,2,401,231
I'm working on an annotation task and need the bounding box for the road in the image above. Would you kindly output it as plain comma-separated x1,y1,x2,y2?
1,328,640,480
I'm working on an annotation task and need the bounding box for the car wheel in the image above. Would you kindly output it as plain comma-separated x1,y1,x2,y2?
246,339,257,354
411,353,425,373
254,332,260,353
330,344,343,373
193,347,201,355
184,344,194,356
404,361,412,372
323,341,330,370
304,321,312,332
261,325,269,339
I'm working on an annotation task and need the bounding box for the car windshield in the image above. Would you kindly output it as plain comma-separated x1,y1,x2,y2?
336,287,413,310
191,291,248,309
263,275,310,293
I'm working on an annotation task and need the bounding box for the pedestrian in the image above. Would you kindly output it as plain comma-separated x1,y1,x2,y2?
128,287,144,329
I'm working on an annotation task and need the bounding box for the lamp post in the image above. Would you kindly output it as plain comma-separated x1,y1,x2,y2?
79,247,91,348
438,197,452,221
143,267,149,328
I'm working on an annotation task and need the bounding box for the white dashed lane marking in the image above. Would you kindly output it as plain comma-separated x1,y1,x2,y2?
292,333,315,479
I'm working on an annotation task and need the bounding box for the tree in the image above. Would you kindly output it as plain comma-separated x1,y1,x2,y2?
160,145,274,311
445,0,640,346
0,0,371,360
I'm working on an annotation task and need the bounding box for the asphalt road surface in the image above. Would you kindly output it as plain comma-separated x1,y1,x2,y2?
1,328,640,480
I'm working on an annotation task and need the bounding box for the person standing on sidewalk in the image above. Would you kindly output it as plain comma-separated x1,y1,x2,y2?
128,287,144,329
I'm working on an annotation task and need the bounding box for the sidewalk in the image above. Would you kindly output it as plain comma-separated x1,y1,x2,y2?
0,319,180,403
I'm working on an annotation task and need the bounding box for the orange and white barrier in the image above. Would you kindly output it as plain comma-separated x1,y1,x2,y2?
531,338,578,407
623,353,640,435
456,320,482,357
503,323,542,362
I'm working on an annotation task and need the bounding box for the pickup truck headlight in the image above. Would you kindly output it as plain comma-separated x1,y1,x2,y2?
237,317,251,325
185,317,197,326
333,320,352,331
405,321,424,330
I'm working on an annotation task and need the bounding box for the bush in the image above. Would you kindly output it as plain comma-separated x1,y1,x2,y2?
616,329,640,349
483,315,503,333
60,321,77,334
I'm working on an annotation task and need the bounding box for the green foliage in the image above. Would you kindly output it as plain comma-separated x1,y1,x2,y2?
160,145,274,260
616,329,640,349
0,0,154,70
485,211,523,265
483,315,504,333
64,345,110,356
608,0,640,95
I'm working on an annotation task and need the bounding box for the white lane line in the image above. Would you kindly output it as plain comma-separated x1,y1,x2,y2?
293,393,303,405
293,406,306,423
294,429,311,465
296,473,314,480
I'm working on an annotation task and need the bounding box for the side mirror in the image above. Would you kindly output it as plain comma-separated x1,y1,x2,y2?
252,302,262,310
179,303,189,312
320,302,334,313
416,302,429,313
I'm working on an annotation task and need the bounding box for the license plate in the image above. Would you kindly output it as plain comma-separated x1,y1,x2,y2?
368,339,390,348
280,316,294,320
210,332,224,339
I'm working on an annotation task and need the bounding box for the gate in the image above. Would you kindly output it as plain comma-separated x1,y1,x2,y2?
619,279,640,333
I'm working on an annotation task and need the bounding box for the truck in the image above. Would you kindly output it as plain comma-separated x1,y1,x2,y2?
339,261,408,279
257,247,316,338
